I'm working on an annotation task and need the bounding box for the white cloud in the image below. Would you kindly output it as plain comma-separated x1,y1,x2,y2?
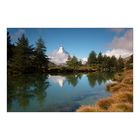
109,28,125,33
104,49,132,58
104,29,133,58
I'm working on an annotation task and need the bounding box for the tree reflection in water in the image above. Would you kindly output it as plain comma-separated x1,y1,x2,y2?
87,72,114,88
7,72,114,112
7,74,49,111
66,74,78,87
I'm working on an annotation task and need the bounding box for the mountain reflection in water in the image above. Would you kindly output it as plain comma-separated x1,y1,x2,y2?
48,75,66,87
7,72,114,112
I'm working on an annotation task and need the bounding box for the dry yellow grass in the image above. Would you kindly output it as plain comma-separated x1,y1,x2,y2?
76,105,101,112
96,98,114,110
77,69,133,112
109,103,133,112
114,92,133,103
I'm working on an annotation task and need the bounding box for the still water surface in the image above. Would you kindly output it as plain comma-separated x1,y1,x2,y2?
7,72,114,112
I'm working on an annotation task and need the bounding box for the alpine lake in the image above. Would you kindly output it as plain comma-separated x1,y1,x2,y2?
7,72,114,112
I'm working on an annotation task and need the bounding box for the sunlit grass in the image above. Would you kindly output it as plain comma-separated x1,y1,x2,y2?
109,103,133,112
76,105,101,112
77,69,133,112
97,98,114,110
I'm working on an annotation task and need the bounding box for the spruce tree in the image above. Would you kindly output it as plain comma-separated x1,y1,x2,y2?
66,56,79,69
117,56,124,71
97,52,103,64
7,32,14,61
87,51,97,66
10,34,33,74
33,38,49,72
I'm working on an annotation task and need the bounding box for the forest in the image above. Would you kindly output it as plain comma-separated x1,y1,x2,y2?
7,32,133,75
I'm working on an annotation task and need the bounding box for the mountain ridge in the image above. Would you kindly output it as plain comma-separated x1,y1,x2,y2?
48,45,70,65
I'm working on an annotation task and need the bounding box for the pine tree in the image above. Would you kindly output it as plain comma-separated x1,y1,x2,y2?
33,38,49,72
97,52,103,64
7,32,14,61
10,34,33,74
117,56,124,71
66,56,79,69
126,55,133,69
87,51,97,66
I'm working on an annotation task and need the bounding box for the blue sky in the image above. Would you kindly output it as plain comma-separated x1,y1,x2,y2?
7,28,132,59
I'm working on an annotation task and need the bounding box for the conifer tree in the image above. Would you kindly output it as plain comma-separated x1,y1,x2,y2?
87,51,97,66
117,56,124,71
97,52,103,64
66,56,79,69
33,38,49,72
10,34,33,74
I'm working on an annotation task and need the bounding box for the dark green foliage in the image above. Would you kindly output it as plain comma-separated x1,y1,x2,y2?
7,33,49,74
126,55,133,69
7,31,132,74
97,52,103,64
7,74,49,110
108,55,118,71
7,32,15,62
117,56,124,71
66,74,79,87
98,55,125,72
66,56,80,69
7,32,13,60
87,51,97,66
9,34,33,74
33,38,49,72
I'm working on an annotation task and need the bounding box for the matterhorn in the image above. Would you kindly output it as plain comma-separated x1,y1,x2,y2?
48,44,70,65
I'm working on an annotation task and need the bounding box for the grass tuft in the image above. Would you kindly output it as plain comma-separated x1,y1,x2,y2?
76,105,101,112
109,103,133,112
97,98,114,110
115,92,133,103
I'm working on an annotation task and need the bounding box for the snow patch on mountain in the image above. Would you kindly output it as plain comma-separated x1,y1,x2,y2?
48,45,70,65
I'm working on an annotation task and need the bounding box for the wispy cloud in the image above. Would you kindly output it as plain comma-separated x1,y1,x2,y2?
104,29,133,58
11,29,25,42
109,28,125,33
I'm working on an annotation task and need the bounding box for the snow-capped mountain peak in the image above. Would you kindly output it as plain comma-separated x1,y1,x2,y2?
48,44,70,65
57,46,64,54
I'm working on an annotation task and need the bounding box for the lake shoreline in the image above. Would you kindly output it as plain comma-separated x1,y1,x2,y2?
76,69,133,112
8,71,113,112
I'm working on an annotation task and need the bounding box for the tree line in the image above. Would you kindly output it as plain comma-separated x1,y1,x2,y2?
7,32,49,74
66,50,127,72
7,32,132,74
87,51,125,72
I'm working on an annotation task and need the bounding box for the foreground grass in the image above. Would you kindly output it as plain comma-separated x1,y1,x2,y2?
76,69,133,112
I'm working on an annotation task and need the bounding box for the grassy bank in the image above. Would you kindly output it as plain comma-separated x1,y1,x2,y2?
76,69,133,112
47,66,97,74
